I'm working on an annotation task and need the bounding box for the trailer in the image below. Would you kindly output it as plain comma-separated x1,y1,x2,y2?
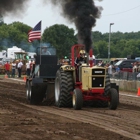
7,46,25,59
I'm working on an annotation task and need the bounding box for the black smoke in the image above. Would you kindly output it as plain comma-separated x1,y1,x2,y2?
0,0,102,53
50,0,102,53
0,0,30,16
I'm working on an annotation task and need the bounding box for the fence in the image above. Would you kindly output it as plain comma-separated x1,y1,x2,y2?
111,71,140,81
111,71,140,92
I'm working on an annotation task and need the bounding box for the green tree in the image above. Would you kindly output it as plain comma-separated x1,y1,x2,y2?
93,41,108,58
0,22,31,51
42,24,77,58
92,31,103,42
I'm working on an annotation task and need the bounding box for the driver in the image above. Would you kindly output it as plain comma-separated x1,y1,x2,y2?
75,50,86,65
41,47,51,55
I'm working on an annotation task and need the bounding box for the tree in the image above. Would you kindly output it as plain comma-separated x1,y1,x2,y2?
42,24,77,58
0,22,31,51
93,41,108,58
92,31,103,42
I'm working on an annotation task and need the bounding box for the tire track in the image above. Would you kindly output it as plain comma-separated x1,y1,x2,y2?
0,81,140,140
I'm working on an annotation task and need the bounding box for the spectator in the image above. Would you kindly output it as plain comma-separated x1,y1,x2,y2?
11,61,16,78
137,62,140,80
132,62,138,80
113,66,120,78
9,62,13,77
17,60,23,78
97,61,102,66
137,62,140,72
15,60,19,77
62,60,69,65
30,60,34,73
101,61,105,67
132,62,138,72
108,63,113,77
4,61,10,77
26,60,30,76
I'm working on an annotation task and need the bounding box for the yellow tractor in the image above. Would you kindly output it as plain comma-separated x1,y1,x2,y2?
55,44,119,110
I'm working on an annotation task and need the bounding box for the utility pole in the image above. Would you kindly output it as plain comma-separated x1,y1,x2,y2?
108,23,114,61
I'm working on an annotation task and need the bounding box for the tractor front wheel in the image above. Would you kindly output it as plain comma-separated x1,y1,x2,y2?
108,88,119,110
73,88,83,110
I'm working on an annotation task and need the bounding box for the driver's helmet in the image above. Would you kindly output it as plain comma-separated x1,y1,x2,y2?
79,50,86,58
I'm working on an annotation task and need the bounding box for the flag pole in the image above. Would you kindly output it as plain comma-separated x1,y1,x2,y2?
28,20,42,64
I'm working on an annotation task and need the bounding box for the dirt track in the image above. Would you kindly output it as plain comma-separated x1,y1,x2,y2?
0,78,140,140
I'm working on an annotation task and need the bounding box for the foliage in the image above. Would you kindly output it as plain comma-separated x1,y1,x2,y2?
0,22,31,51
0,21,140,59
42,24,77,58
92,31,140,58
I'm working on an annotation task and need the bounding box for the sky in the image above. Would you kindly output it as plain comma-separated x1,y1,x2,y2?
4,0,140,34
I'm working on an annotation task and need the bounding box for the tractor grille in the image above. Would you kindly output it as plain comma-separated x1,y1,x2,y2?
92,69,105,75
92,77,104,87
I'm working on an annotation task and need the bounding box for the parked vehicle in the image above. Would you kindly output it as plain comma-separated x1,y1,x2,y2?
0,50,7,60
114,59,137,72
135,57,140,61
7,46,25,59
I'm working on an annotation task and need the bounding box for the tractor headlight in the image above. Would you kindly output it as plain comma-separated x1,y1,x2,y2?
70,66,73,70
66,66,69,70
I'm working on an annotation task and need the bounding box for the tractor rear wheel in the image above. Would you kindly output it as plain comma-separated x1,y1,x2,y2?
26,81,30,100
30,82,40,105
73,88,83,110
29,82,36,105
28,81,32,100
108,88,119,110
55,70,74,107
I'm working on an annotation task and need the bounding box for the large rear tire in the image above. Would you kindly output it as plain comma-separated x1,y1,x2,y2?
26,81,30,100
30,83,36,105
55,70,74,107
28,81,32,100
30,82,42,105
73,88,83,110
108,88,119,110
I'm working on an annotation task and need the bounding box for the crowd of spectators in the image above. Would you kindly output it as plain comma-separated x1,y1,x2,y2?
4,59,34,78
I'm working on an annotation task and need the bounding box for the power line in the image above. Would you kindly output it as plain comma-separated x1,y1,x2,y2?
103,4,140,16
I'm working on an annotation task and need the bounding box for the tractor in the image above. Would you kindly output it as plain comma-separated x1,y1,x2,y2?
26,46,61,105
55,44,119,110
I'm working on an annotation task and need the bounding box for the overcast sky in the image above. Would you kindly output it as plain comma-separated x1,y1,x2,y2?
4,0,140,34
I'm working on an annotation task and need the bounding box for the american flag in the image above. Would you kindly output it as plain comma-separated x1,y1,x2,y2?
28,21,41,42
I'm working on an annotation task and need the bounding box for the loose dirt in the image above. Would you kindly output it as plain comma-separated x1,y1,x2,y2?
0,78,140,140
